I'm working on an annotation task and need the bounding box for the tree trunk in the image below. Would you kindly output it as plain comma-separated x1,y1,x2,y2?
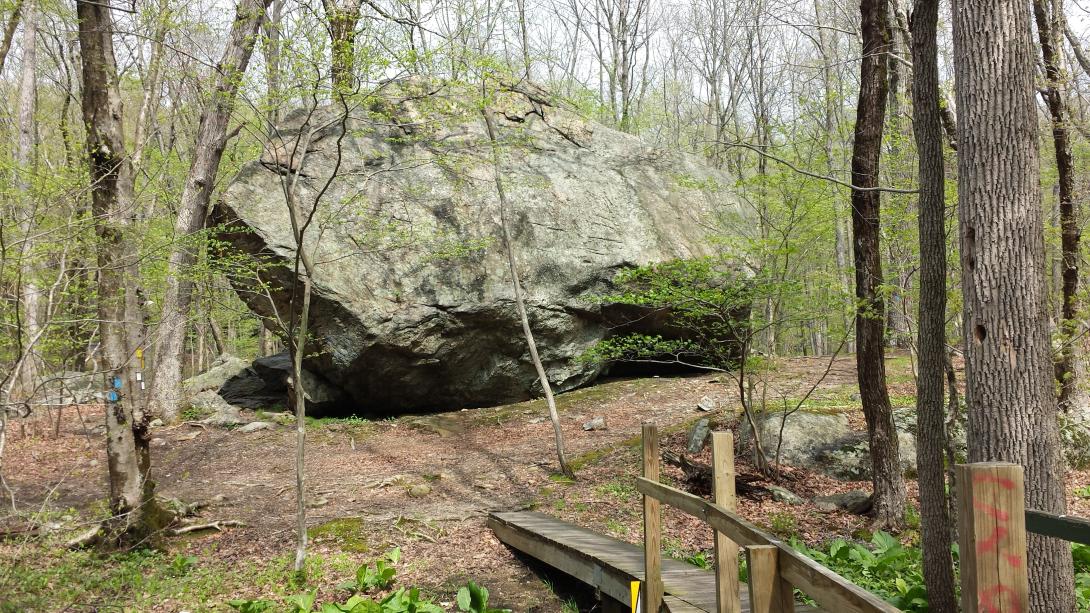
324,0,362,92
482,106,574,479
263,0,283,129
851,0,905,530
951,0,1076,609
149,0,270,423
76,0,160,546
14,0,39,403
0,0,23,74
909,0,957,608
1032,0,1079,413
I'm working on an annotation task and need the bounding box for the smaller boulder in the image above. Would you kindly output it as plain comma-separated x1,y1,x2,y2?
582,416,607,431
183,355,249,397
687,418,711,453
238,421,275,433
768,485,805,505
219,352,348,415
813,490,872,515
189,390,242,426
407,484,432,498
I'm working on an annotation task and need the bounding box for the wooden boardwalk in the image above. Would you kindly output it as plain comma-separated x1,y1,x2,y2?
488,511,818,612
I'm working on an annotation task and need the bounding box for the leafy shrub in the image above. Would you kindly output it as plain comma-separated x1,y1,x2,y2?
456,581,510,613
791,532,930,612
228,549,504,613
339,548,401,594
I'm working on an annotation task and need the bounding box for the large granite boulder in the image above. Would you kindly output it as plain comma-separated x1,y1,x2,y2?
215,82,745,413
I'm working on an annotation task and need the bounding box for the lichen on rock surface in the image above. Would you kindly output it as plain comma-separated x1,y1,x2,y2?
215,81,746,413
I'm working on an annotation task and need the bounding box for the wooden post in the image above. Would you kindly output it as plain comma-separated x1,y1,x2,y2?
745,545,794,613
642,423,663,613
712,431,741,613
956,462,1028,613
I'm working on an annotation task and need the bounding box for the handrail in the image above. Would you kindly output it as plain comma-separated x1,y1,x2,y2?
1025,509,1090,546
638,422,900,613
636,477,901,613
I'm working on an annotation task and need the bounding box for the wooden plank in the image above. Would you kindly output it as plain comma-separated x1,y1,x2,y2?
489,511,822,613
665,596,708,613
957,463,1028,613
1025,509,1090,545
713,431,741,613
745,545,794,613
644,423,664,613
636,477,900,613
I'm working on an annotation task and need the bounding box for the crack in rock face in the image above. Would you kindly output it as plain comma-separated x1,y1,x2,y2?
214,80,747,415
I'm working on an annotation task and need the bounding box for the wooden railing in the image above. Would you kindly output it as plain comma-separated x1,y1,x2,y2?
639,423,1085,613
638,423,901,613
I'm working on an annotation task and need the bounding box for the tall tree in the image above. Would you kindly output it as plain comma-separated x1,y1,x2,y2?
13,0,38,403
149,0,271,423
324,0,362,91
850,0,905,530
909,0,957,608
1032,0,1079,411
482,101,574,479
951,0,1076,609
76,0,161,545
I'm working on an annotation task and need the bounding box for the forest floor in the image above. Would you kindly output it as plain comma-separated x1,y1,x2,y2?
4,352,1090,612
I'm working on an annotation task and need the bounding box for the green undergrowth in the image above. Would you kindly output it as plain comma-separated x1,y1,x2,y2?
793,536,1090,612
309,518,372,554
0,541,357,612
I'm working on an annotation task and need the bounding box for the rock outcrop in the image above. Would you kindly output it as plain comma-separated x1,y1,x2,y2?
215,82,745,413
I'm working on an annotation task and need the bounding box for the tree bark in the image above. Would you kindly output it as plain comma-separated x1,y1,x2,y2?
0,0,23,75
851,0,905,530
324,0,362,92
149,0,270,423
76,0,160,546
909,0,957,608
951,0,1076,609
482,106,574,479
1032,0,1079,413
14,0,39,403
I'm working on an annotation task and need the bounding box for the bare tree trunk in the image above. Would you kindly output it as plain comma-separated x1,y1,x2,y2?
0,0,23,74
149,0,270,423
1032,0,1079,413
951,0,1076,609
482,106,574,479
909,0,957,608
263,0,283,129
852,0,905,531
76,0,160,546
515,0,531,79
14,0,39,403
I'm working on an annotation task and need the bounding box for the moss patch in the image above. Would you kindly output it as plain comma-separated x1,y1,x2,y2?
307,517,370,553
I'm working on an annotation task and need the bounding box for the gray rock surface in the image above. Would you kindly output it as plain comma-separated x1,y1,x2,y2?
768,485,805,505
219,352,346,414
687,417,711,453
743,408,917,480
215,81,744,413
238,421,275,433
188,390,242,426
814,490,872,514
183,355,249,397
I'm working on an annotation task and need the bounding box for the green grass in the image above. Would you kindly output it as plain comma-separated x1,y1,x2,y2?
0,540,357,612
